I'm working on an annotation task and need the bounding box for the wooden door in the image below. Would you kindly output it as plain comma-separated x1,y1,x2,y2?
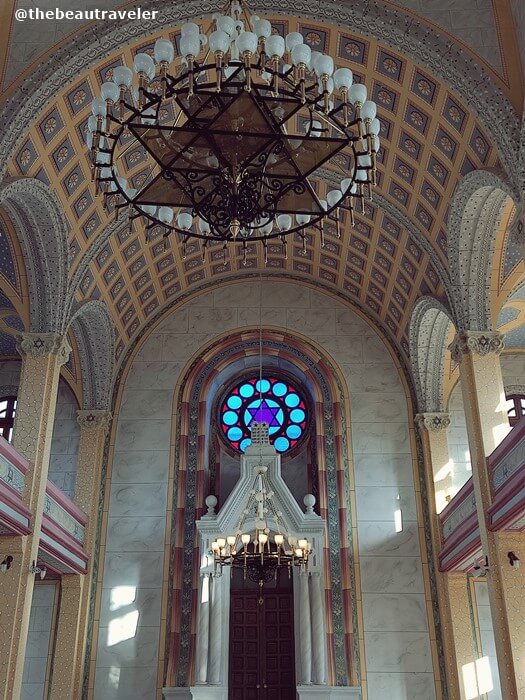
229,577,296,699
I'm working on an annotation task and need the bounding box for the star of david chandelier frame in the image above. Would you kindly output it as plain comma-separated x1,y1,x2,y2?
87,0,379,264
210,454,312,586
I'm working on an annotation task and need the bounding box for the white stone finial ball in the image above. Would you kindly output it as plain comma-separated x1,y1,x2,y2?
205,494,218,513
304,494,316,512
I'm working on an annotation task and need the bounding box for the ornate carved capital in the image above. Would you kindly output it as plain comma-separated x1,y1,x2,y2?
77,409,112,432
16,332,71,365
448,331,505,363
415,412,451,432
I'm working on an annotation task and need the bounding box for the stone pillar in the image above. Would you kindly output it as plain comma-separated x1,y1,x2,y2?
195,574,211,683
49,409,111,699
298,572,312,685
450,331,521,698
0,332,70,700
309,572,327,685
208,574,224,685
415,413,465,699
446,574,477,700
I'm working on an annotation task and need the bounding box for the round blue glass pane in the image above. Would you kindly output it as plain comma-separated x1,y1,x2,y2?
290,408,306,423
255,378,271,394
220,375,308,454
240,438,251,452
240,383,255,398
227,395,242,410
285,393,300,408
286,424,302,440
227,426,243,442
272,382,287,397
223,410,238,426
274,436,290,452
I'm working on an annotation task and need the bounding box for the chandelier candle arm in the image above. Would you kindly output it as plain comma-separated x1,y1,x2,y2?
86,0,377,263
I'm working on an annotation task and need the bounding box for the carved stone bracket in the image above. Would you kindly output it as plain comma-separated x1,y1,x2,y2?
16,332,71,365
415,413,451,433
77,409,112,433
448,331,505,364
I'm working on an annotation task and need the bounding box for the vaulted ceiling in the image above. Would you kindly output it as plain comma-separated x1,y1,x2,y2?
0,1,523,380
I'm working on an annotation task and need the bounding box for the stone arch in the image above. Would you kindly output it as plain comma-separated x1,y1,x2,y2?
447,170,517,331
409,296,455,412
68,300,115,410
0,178,69,333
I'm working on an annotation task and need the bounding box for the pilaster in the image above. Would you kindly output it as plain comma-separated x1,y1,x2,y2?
415,413,464,700
450,330,520,698
0,332,70,700
49,409,111,699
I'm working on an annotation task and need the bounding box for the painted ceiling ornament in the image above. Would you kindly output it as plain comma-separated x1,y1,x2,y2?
85,0,379,265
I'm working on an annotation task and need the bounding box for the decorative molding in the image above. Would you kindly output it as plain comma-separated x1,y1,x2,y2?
76,409,112,432
0,178,69,334
409,297,454,413
415,412,451,432
16,332,71,365
448,331,505,363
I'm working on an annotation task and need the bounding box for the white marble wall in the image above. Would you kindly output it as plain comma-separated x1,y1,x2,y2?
473,581,502,699
21,582,57,700
94,280,437,699
47,379,80,499
446,380,472,502
0,361,80,500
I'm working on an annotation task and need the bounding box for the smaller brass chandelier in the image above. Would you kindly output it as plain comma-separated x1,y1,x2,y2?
211,464,312,585
86,0,379,265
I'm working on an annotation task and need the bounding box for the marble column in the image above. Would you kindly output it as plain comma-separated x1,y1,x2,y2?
415,412,465,699
309,572,327,685
195,574,211,683
208,574,224,685
450,331,520,698
298,572,312,685
48,409,111,699
0,332,70,700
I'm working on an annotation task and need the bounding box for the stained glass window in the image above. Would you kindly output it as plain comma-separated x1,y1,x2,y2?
220,376,308,453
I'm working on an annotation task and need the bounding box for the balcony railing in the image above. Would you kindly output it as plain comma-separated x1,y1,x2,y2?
438,477,480,572
487,418,525,531
0,435,88,574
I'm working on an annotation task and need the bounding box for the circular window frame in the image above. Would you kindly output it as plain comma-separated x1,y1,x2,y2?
216,371,312,460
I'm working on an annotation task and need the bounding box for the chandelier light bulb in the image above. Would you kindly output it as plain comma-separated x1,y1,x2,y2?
265,34,285,58
112,65,133,88
154,39,175,65
327,189,343,207
158,206,174,225
181,21,200,37
333,67,353,90
274,534,284,545
227,536,236,546
133,52,155,78
285,31,304,52
209,29,230,53
361,100,377,121
291,43,312,67
298,539,308,549
277,214,292,231
91,97,106,117
215,14,236,35
349,82,367,106
315,54,334,78
252,17,272,38
296,213,311,226
177,212,193,230
241,534,251,544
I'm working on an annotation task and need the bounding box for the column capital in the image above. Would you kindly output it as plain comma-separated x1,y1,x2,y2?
76,409,112,432
415,412,451,432
449,330,505,363
16,332,71,365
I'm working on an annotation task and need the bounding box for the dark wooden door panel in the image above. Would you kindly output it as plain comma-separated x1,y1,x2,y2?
229,588,296,699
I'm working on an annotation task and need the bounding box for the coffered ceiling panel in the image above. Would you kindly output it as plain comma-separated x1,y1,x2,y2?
2,15,503,363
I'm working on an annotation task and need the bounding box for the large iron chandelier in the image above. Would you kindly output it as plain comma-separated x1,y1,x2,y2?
210,461,312,586
87,1,379,263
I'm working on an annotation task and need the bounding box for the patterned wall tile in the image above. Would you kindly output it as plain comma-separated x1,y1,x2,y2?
421,180,441,210
365,296,381,314
470,128,490,163
144,298,159,316
38,107,64,144
378,235,396,257
96,244,112,269
372,82,398,112
98,58,124,85
126,318,140,338
343,280,359,296
415,203,434,231
411,70,438,105
389,181,410,207
116,292,131,313
52,137,75,172
374,252,391,273
62,165,85,196
134,271,152,291
0,227,19,291
15,138,38,174
393,156,415,184
103,262,120,285
35,167,50,185
338,35,368,64
404,101,430,135
156,253,174,272
82,212,101,240
443,95,467,133
319,269,336,283
460,155,477,177
376,50,404,81
73,189,93,219
428,154,449,187
188,270,206,284
164,282,181,299
160,271,177,287
299,25,328,51
381,216,401,240
66,79,93,115
398,130,422,162
434,126,458,160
